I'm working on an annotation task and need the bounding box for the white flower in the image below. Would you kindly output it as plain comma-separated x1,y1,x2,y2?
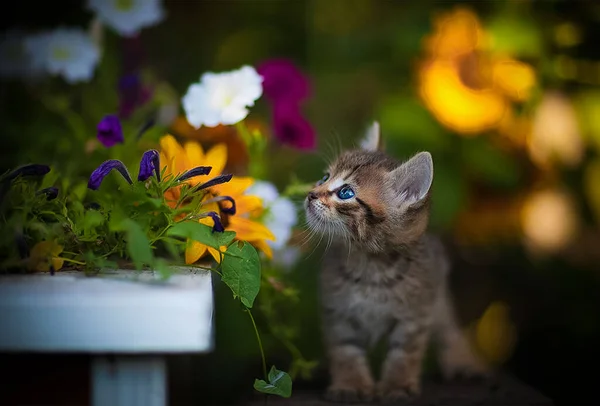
247,180,298,251
24,28,100,84
87,0,165,37
182,65,263,128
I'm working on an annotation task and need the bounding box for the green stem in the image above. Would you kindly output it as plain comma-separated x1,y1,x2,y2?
235,121,253,147
62,257,86,266
247,308,268,380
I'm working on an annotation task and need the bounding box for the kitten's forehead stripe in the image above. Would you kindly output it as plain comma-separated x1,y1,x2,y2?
343,165,363,181
327,177,345,192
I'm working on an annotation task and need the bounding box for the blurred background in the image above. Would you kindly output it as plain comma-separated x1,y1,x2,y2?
1,1,600,405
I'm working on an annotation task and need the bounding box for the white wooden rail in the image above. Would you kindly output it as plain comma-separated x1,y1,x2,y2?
0,269,214,406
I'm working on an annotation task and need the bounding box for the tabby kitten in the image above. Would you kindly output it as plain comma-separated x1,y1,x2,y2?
304,122,488,403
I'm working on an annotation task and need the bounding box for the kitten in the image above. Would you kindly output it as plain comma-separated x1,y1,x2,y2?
304,122,488,403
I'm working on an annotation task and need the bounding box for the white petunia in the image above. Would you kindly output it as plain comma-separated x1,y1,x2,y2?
247,180,298,251
182,65,263,128
87,0,165,37
24,28,100,84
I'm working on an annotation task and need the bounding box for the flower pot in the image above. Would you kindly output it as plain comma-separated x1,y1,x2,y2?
0,268,214,406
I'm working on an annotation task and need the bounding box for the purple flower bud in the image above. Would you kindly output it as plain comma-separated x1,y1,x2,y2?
203,211,225,233
176,166,212,182
5,164,50,181
36,187,59,201
88,159,133,190
138,149,161,182
97,114,124,148
203,196,236,215
193,174,233,192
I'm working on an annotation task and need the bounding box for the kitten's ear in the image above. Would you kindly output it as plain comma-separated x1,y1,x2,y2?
386,152,433,205
360,121,382,151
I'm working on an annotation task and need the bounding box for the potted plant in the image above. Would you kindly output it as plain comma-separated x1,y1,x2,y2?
0,6,317,401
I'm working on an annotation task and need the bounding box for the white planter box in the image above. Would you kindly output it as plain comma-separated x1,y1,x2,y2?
0,268,214,406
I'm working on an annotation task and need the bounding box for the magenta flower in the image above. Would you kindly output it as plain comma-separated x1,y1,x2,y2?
257,59,310,103
272,103,316,150
97,115,124,147
118,73,152,119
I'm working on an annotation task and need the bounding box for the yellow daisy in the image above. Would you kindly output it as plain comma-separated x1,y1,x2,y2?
159,134,275,264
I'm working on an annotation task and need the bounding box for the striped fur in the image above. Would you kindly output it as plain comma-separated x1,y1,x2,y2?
305,124,488,403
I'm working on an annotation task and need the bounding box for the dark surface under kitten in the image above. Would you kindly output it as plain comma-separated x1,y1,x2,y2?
246,374,554,406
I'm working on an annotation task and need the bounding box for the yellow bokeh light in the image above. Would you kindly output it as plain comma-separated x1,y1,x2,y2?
528,91,584,169
521,187,580,253
474,301,517,365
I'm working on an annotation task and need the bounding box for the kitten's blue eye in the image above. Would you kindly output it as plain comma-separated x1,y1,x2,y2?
316,173,329,186
337,186,355,200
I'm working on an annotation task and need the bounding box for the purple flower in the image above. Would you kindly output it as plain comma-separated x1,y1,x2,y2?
202,211,224,233
203,195,236,215
88,159,133,190
36,187,59,201
272,102,316,150
5,164,50,181
118,73,152,119
176,166,212,182
138,150,161,182
193,174,233,192
97,115,124,147
257,59,310,103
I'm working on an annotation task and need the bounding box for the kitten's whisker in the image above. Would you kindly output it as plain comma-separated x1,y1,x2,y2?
305,226,325,260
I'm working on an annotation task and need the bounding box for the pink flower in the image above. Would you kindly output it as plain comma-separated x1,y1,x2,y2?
257,58,310,103
272,102,315,150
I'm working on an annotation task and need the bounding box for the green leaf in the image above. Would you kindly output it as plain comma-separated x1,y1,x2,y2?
83,210,105,230
253,366,292,398
167,221,236,250
221,241,260,308
121,219,153,269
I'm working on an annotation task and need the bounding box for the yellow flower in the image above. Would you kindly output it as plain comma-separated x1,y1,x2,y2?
417,7,537,135
159,134,275,264
29,240,64,272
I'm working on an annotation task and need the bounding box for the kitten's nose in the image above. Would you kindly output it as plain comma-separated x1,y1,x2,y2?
307,191,318,201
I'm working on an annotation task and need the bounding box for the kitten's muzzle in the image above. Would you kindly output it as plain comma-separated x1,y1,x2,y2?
307,191,318,201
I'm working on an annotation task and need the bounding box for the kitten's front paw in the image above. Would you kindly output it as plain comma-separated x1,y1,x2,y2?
324,385,374,403
376,381,420,404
